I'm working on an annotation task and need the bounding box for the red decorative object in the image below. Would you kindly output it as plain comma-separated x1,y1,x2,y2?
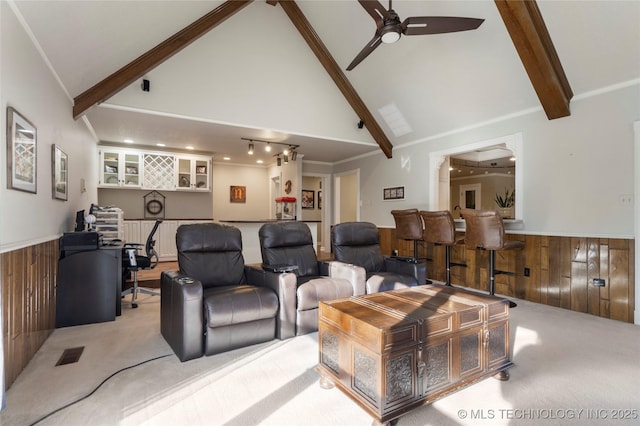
276,196,297,203
275,197,297,220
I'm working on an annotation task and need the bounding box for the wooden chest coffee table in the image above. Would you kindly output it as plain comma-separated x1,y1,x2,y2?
317,284,512,426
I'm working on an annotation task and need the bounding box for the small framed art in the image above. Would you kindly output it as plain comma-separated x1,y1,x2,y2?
383,186,405,201
52,145,68,201
302,190,315,209
7,107,37,193
230,185,246,203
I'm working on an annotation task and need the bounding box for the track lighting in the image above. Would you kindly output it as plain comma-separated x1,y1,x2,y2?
241,137,300,162
277,157,282,166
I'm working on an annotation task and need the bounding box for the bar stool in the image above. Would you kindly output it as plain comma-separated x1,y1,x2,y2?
419,210,465,286
390,209,424,263
462,209,523,307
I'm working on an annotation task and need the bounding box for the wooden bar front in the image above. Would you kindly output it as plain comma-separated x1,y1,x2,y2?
317,284,512,425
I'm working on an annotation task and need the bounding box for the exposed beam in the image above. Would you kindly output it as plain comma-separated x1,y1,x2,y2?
270,0,393,158
73,0,252,119
495,0,572,120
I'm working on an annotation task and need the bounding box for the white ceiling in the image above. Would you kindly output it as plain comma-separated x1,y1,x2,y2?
11,0,640,165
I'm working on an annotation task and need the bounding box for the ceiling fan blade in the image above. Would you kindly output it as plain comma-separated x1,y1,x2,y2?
401,16,484,35
358,0,393,29
346,34,383,71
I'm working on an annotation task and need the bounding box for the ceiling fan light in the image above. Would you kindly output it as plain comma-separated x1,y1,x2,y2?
380,26,400,43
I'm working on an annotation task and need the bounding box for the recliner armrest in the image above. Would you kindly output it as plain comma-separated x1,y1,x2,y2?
384,257,428,285
325,261,366,296
245,266,298,340
160,270,204,362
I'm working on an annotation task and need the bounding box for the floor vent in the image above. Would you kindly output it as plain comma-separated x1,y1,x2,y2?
56,346,85,366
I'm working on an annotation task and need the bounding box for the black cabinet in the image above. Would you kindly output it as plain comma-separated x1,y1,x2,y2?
56,244,122,328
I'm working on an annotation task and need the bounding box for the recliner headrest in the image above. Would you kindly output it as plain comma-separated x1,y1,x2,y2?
332,222,379,246
177,223,242,253
259,221,313,249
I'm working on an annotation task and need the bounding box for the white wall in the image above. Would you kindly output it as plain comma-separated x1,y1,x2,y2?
1,2,97,252
334,85,639,238
106,2,373,150
211,162,270,221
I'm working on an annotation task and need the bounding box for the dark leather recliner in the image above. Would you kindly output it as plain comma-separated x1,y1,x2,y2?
161,223,279,362
246,221,365,339
331,221,426,293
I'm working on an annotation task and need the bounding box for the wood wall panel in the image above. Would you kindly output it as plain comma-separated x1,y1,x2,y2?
1,240,57,390
378,228,635,324
586,238,600,316
609,248,629,322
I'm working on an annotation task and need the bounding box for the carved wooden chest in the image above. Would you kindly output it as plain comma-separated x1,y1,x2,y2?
317,284,512,425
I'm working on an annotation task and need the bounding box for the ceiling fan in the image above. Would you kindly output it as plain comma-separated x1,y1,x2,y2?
347,0,485,71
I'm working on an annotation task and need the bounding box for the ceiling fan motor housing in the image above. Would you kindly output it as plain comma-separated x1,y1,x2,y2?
380,10,402,43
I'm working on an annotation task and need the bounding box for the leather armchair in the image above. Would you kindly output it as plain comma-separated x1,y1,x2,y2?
331,221,426,293
161,223,279,362
246,221,364,339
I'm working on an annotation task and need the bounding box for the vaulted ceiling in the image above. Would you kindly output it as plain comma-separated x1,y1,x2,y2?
11,0,640,165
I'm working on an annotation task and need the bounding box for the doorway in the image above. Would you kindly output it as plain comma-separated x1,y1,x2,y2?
334,170,359,225
459,184,481,210
302,173,331,253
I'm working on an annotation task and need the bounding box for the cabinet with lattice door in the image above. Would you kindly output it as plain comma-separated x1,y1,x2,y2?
143,153,176,190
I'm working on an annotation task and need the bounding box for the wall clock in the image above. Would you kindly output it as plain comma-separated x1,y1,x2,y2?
146,199,163,215
143,190,166,219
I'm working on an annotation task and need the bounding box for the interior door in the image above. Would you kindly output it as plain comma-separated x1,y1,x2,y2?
459,184,481,210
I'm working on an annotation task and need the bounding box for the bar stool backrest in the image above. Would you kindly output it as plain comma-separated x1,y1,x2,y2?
461,209,505,250
391,209,423,240
420,210,456,245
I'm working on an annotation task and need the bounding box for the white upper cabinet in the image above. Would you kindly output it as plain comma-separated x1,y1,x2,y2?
99,149,143,188
98,147,211,192
176,155,211,192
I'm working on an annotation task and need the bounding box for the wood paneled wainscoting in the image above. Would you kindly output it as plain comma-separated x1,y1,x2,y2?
1,239,58,389
379,228,635,324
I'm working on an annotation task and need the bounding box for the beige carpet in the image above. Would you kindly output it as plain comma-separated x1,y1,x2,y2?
1,291,639,426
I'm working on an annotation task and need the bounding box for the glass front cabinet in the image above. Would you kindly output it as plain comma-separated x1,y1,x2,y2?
99,147,211,191
176,155,211,191
99,149,143,188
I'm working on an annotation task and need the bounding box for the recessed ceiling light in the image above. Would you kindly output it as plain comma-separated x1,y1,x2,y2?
124,139,134,144
156,143,165,147
186,146,194,150
256,159,263,164
223,157,230,161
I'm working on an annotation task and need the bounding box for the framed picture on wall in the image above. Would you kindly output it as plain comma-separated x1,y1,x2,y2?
230,185,246,203
51,144,68,201
302,190,314,209
6,107,37,193
317,191,322,210
383,186,405,201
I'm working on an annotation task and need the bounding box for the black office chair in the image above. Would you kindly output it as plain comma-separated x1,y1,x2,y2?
122,220,162,308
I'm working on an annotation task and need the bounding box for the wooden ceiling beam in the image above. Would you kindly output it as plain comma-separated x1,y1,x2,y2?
73,0,253,119
495,0,573,119
270,0,393,158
